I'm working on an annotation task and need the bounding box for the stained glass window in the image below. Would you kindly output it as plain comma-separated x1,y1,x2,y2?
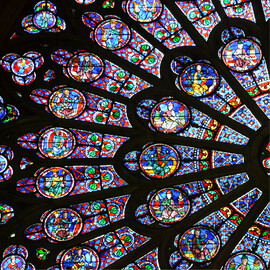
0,0,269,269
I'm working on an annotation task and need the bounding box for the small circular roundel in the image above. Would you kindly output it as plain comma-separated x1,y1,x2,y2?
44,208,83,241
150,100,190,133
179,63,219,97
222,39,262,72
94,19,131,50
60,247,99,270
139,144,180,178
49,88,86,119
38,127,76,159
179,226,220,263
67,53,104,83
126,0,163,23
149,188,190,223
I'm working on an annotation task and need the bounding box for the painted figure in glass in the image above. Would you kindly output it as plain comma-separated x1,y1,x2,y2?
180,63,219,97
135,0,158,22
44,169,67,197
49,88,85,119
61,247,99,270
149,188,190,223
140,144,180,178
42,128,74,158
45,209,82,241
104,20,122,49
12,58,34,77
151,100,189,133
224,252,266,270
233,41,256,71
191,65,215,95
179,226,220,263
222,39,262,72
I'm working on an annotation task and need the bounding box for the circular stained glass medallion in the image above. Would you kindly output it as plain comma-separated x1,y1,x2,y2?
44,208,83,241
263,157,270,169
139,144,180,178
179,226,220,263
38,127,76,159
126,0,163,23
1,255,26,270
36,167,75,199
224,252,266,270
67,53,104,83
149,188,190,223
222,39,262,72
0,106,6,120
150,100,190,133
11,57,35,77
33,11,56,29
0,155,8,173
179,63,219,97
49,88,86,119
94,19,131,50
60,247,99,270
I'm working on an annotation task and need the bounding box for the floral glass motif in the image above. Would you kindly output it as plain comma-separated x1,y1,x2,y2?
19,157,33,170
22,1,66,33
175,0,221,40
103,0,115,8
44,69,55,82
220,0,256,22
123,248,160,269
36,248,50,262
1,52,44,85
